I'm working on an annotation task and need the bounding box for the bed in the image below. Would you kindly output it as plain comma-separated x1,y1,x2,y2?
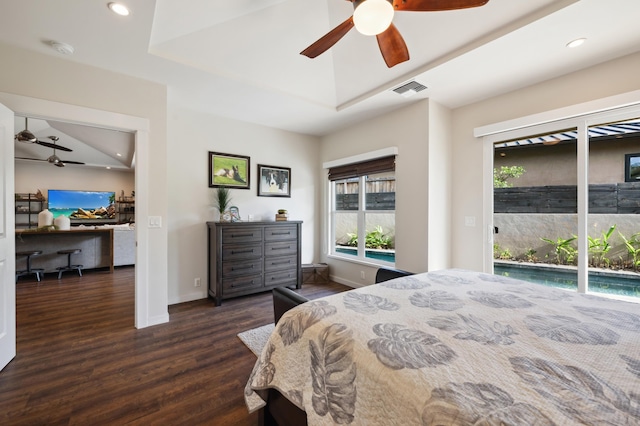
245,269,640,425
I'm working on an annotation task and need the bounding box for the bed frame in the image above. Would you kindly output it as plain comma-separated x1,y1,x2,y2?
259,267,414,426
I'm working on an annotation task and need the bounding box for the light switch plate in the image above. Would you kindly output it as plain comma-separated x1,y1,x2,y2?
148,216,162,228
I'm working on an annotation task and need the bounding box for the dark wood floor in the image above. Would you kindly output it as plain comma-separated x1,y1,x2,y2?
0,268,349,425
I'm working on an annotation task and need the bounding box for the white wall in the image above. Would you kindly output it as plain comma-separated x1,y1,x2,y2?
0,41,169,326
15,162,134,196
167,102,321,304
320,100,444,286
451,51,640,271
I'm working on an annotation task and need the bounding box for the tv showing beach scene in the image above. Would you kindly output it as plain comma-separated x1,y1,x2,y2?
48,190,116,222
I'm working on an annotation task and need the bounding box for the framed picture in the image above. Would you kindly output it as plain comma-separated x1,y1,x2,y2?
209,151,250,189
229,206,241,222
625,153,640,182
258,164,291,197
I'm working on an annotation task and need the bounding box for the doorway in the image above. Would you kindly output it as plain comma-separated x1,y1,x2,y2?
0,91,154,328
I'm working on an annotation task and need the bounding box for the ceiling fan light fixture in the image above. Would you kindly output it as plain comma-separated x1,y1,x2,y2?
353,0,394,36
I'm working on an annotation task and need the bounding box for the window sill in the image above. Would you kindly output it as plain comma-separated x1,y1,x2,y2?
327,253,395,269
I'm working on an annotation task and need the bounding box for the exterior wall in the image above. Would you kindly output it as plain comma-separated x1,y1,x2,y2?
494,213,638,262
495,137,640,186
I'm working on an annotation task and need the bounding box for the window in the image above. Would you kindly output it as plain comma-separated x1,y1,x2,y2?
329,156,396,266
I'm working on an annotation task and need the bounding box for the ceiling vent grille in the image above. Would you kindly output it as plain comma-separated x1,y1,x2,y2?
392,80,427,97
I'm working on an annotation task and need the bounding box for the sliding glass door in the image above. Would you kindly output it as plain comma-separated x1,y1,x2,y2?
484,103,640,300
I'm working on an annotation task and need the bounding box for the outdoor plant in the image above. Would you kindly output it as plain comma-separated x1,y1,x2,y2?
541,235,577,265
493,165,525,188
493,243,513,260
524,248,537,263
619,231,640,270
346,225,393,249
588,225,616,268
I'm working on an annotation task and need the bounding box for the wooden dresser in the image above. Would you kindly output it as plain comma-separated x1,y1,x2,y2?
207,221,302,306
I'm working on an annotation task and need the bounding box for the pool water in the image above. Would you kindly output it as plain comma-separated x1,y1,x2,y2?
494,263,640,298
335,247,396,262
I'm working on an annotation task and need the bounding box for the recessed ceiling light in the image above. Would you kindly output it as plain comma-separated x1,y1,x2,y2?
106,166,112,170
108,2,130,16
116,152,122,157
566,38,586,48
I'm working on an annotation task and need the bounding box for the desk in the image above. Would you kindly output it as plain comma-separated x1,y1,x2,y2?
15,228,114,273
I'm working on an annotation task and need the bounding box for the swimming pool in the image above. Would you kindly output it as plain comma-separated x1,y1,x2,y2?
494,262,640,298
335,247,396,263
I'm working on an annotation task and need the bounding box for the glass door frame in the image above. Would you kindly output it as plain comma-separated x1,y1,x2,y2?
477,93,640,295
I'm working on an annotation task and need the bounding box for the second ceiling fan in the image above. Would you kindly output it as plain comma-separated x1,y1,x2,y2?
16,135,86,168
301,0,489,68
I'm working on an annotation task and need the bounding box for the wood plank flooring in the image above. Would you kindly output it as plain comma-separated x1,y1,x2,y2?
0,268,349,425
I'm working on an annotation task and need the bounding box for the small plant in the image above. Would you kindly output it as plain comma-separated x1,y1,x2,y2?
541,235,577,265
524,248,537,263
588,225,616,268
498,247,513,260
619,231,640,271
213,187,232,215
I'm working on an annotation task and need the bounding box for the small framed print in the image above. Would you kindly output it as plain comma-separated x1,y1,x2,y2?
229,206,241,222
258,164,291,197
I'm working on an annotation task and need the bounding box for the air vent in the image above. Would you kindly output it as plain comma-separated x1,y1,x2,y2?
392,80,427,98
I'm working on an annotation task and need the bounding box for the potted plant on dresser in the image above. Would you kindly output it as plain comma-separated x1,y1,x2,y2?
214,187,232,222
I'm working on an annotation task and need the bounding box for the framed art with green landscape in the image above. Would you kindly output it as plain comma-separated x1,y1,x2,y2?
209,151,250,189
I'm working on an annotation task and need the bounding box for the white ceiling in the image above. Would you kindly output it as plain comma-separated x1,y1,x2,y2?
2,0,640,168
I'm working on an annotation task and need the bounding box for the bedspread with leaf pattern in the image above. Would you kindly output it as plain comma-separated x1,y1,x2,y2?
245,269,640,425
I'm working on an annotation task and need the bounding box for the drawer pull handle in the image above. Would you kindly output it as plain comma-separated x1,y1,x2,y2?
272,246,291,251
271,260,291,265
231,233,255,238
232,280,256,288
231,265,254,271
271,274,292,280
271,232,291,236
232,249,254,254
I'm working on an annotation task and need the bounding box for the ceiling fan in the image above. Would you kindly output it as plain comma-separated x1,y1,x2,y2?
16,136,86,167
15,117,73,152
301,0,490,68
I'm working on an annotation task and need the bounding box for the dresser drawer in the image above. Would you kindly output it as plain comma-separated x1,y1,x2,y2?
264,241,297,257
265,255,297,272
222,259,263,277
264,225,297,241
265,269,298,287
221,244,262,261
221,227,263,244
222,274,263,295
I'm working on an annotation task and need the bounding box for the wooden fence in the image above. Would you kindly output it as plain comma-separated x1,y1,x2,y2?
335,178,395,210
495,182,640,213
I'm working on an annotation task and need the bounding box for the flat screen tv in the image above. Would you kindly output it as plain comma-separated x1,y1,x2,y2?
48,190,116,224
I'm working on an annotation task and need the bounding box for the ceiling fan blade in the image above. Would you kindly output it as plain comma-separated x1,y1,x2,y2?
60,160,85,165
392,0,488,12
35,140,73,152
301,16,355,58
15,157,50,163
376,23,409,68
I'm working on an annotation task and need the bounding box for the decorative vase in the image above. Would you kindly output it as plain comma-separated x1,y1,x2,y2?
54,215,71,230
38,209,53,227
